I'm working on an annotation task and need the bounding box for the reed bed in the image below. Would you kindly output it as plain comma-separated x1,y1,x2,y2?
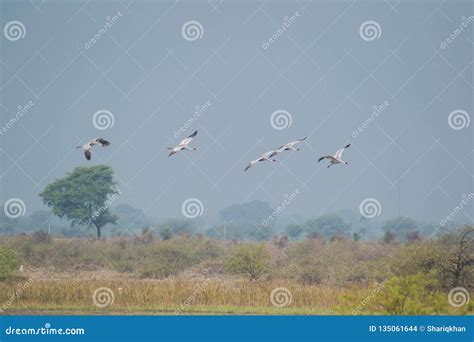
0,278,358,314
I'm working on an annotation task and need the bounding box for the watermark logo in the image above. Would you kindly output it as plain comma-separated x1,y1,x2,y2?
262,189,300,227
270,109,292,130
352,280,386,314
270,287,292,308
181,21,204,41
174,281,209,314
4,322,85,335
359,21,381,41
181,198,204,219
440,193,473,227
85,190,121,227
440,16,474,50
448,287,470,307
3,198,26,218
92,287,115,308
84,12,123,49
174,100,212,139
92,109,115,130
352,101,389,138
359,198,382,219
0,101,34,136
262,11,300,50
0,278,33,313
4,21,26,41
448,109,470,130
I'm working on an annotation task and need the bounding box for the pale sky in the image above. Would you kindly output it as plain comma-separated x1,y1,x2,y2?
0,0,472,225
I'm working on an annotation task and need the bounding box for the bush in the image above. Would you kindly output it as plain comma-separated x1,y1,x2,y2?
224,244,272,280
374,274,445,315
31,231,51,244
340,274,448,315
159,227,173,240
0,246,20,280
134,227,154,244
140,244,193,278
387,229,474,291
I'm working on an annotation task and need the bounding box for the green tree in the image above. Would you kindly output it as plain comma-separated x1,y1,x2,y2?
0,246,20,281
159,226,173,240
304,214,350,239
285,224,305,240
381,216,418,241
382,231,397,244
39,165,119,239
224,244,271,280
353,232,362,241
113,204,149,233
157,219,195,238
219,200,276,240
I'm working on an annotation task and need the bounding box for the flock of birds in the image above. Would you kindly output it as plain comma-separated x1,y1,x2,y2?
77,131,351,171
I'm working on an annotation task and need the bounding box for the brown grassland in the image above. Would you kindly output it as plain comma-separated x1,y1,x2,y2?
0,228,472,315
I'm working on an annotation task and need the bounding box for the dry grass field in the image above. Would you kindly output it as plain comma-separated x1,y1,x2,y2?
0,230,472,315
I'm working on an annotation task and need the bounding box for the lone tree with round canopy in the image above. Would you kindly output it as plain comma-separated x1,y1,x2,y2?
40,165,119,239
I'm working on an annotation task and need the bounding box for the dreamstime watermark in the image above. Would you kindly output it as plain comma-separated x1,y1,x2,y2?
440,16,474,50
92,287,115,308
262,11,300,50
4,323,85,336
448,287,470,308
262,189,300,227
0,278,33,313
440,193,473,227
3,21,26,41
181,21,204,41
359,198,382,219
270,287,292,308
352,101,389,138
448,109,470,130
0,101,34,136
3,198,26,219
174,281,209,314
92,109,115,130
181,198,204,219
174,100,212,139
352,280,386,314
85,190,121,227
270,109,292,130
84,12,123,49
359,20,381,41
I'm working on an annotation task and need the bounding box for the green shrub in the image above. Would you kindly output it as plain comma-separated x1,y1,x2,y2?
375,274,445,315
224,244,272,280
0,246,20,280
140,247,192,278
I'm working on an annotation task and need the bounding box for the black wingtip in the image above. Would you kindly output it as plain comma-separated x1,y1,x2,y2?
188,130,198,138
96,138,110,147
317,157,324,162
345,143,351,148
301,137,307,141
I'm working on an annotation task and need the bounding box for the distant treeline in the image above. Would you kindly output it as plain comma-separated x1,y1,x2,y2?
0,200,457,242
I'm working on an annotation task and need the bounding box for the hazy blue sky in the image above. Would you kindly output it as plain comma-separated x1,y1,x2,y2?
0,0,472,225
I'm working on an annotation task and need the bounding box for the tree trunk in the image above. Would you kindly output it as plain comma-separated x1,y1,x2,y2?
94,223,101,240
